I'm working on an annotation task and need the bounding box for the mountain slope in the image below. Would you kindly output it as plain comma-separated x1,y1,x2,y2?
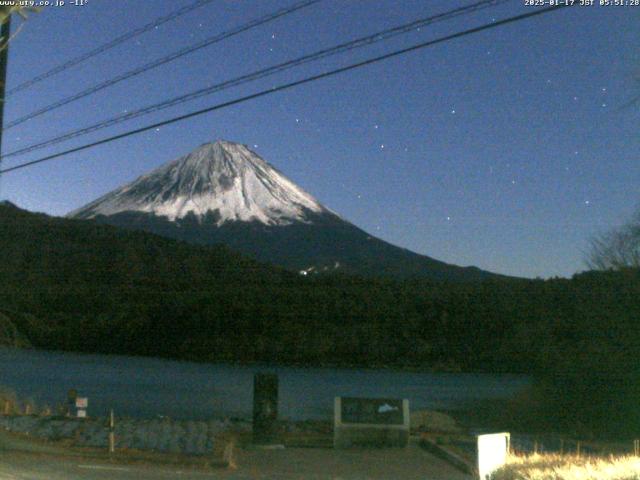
69,140,501,281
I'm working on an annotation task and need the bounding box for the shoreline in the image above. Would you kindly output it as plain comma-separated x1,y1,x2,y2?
0,345,532,376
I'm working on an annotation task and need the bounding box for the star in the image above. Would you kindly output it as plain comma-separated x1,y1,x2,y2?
451,109,456,114
585,200,590,205
380,144,385,150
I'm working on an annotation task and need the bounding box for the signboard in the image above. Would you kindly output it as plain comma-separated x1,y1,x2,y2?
477,432,510,480
66,390,88,418
252,373,278,445
341,397,404,425
334,397,409,448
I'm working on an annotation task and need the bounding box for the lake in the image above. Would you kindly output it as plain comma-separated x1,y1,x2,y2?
0,347,529,420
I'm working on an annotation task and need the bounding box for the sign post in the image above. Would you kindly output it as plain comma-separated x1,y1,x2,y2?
66,390,88,418
75,397,88,418
477,432,510,480
108,409,115,454
252,373,278,445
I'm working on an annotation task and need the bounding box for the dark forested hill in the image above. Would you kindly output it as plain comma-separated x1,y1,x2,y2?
0,202,530,369
2,202,639,437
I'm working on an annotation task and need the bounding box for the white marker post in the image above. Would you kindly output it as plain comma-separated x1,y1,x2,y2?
109,409,115,454
477,432,510,480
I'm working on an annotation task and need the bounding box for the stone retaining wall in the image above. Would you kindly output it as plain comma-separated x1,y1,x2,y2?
0,415,250,455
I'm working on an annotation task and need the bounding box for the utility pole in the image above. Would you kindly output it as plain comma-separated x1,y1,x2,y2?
0,10,11,186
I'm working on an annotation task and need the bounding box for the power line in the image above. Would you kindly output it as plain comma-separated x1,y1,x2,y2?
6,0,217,97
4,0,511,160
3,0,321,130
0,4,572,176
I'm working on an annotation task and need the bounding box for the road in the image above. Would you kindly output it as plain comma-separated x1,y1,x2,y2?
0,429,472,479
0,452,216,480
0,447,473,480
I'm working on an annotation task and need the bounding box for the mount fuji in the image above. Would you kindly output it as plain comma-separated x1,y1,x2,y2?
69,140,498,281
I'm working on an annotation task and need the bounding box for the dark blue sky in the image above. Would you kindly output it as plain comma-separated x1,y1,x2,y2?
2,0,638,278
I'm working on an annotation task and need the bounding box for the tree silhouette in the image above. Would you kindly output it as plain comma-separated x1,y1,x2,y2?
587,206,640,270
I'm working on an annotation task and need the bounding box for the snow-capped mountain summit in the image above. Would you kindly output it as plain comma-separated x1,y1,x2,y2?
70,140,501,281
70,141,328,225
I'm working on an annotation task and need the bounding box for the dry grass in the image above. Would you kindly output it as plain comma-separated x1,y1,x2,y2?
0,386,20,415
0,386,49,416
212,431,239,468
490,453,640,480
411,409,461,433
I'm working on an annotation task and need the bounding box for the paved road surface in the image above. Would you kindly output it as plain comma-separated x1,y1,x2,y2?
0,446,472,480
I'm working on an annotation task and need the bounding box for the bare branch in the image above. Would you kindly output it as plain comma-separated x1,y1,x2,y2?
587,206,640,270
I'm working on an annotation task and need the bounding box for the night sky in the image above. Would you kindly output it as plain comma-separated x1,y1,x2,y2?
1,0,638,278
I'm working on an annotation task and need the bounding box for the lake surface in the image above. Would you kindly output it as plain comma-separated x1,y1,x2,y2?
0,347,529,420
